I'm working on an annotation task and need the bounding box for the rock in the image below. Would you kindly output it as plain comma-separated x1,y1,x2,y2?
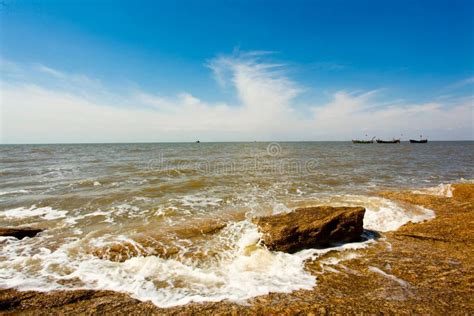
1,184,472,314
0,227,42,239
90,220,227,262
91,241,180,262
253,206,365,253
451,183,474,201
0,289,158,314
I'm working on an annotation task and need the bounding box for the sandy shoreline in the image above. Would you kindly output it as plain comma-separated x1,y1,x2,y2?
1,183,473,314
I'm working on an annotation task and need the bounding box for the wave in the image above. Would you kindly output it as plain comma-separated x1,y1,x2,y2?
292,194,435,232
0,189,30,196
0,193,435,307
0,221,317,307
412,183,454,197
1,205,68,220
411,179,474,197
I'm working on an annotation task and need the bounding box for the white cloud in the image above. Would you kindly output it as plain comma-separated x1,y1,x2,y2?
310,93,473,139
446,76,474,90
0,54,473,143
36,65,65,78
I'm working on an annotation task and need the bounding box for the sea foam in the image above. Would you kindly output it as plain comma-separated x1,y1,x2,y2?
1,205,68,220
0,196,435,307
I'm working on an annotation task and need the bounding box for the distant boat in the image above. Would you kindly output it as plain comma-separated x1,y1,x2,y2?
196,140,200,143
352,139,374,144
376,139,400,144
410,139,428,143
352,137,375,144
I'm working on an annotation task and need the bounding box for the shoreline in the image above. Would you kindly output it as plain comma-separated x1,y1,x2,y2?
1,183,473,314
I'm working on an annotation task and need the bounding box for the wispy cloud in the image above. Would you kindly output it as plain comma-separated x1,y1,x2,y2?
1,53,472,143
35,64,65,78
445,76,474,90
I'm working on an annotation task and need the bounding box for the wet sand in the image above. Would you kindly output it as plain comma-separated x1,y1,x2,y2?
1,183,473,314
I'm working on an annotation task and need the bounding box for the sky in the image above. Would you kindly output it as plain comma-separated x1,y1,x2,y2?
0,0,473,143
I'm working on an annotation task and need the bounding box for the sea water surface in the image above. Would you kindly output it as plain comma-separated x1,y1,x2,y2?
0,142,473,306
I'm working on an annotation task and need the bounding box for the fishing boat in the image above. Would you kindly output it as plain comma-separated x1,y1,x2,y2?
409,139,428,143
376,139,400,144
352,139,374,144
352,137,375,144
410,135,427,143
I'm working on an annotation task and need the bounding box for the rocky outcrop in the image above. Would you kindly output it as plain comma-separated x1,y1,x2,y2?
0,289,158,314
0,227,42,239
90,220,227,262
1,185,472,314
91,241,180,262
452,183,474,201
253,206,365,253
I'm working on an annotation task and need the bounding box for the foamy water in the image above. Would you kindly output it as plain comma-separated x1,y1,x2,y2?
0,142,472,306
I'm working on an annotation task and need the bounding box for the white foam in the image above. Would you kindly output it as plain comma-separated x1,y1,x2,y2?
412,183,453,197
368,266,410,287
294,237,375,262
0,221,316,307
272,203,291,214
0,194,436,307
172,195,223,208
0,189,29,196
113,204,141,216
1,205,67,220
364,200,435,232
306,195,435,232
64,209,113,225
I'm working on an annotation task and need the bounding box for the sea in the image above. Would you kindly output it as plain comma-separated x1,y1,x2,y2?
0,141,473,307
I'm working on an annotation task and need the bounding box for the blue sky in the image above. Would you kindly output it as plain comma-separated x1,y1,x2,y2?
1,0,473,142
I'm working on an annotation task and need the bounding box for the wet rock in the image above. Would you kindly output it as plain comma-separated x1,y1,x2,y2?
91,241,180,262
253,206,365,253
0,227,42,239
1,184,472,314
452,183,474,201
90,220,227,262
0,289,158,314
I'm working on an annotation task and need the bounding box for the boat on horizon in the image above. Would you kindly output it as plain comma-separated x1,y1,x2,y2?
376,139,400,144
410,139,428,143
352,137,375,144
352,139,374,144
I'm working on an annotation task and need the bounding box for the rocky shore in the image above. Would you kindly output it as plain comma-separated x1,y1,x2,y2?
1,183,473,314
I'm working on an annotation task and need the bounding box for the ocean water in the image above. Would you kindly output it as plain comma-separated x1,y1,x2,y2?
0,141,473,306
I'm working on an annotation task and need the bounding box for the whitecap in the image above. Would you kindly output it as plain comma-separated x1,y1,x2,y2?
305,194,435,232
171,195,223,208
0,189,30,196
1,205,67,220
0,221,316,307
412,183,453,197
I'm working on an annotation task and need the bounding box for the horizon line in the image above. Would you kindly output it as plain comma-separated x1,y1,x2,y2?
1,140,473,145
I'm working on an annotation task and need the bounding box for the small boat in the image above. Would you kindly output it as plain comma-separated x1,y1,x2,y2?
352,137,375,144
352,139,374,144
376,139,400,144
196,140,200,143
410,139,428,143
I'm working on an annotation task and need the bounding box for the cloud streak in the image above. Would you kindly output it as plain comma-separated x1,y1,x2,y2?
1,53,472,143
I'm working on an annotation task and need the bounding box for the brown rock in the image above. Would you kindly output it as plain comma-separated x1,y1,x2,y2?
0,227,42,239
452,183,474,201
253,206,365,253
91,241,180,262
1,184,472,314
89,220,227,262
